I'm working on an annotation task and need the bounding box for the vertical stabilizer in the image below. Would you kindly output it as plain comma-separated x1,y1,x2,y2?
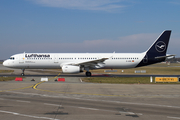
136,30,171,67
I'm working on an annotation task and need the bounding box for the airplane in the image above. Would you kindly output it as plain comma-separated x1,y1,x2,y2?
3,30,175,76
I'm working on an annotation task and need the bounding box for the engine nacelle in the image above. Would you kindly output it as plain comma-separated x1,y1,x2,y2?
62,65,83,73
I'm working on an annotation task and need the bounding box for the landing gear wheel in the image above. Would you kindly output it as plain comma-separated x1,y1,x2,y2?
21,69,25,76
86,71,91,77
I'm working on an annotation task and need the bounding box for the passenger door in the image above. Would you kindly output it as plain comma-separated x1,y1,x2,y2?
54,55,59,63
19,54,25,64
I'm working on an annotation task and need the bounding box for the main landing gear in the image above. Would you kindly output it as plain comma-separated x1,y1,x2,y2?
86,71,91,77
21,69,25,76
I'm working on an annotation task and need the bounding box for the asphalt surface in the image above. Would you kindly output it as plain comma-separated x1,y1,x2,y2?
0,64,180,120
1,64,180,77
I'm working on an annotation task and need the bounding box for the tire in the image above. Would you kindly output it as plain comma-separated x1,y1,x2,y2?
86,72,91,77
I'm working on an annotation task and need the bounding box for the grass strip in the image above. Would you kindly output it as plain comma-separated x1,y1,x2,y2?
82,77,180,84
0,70,14,73
91,66,180,75
0,77,16,81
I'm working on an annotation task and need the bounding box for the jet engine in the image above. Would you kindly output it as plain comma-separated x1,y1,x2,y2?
62,65,83,73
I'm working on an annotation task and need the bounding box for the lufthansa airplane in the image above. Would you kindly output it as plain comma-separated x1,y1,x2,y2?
3,30,174,76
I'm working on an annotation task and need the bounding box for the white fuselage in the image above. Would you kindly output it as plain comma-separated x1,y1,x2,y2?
3,52,146,69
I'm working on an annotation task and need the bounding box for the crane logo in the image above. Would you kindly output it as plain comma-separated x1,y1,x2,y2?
155,41,166,52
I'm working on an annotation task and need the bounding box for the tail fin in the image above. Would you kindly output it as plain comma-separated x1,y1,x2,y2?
146,30,171,56
136,30,172,67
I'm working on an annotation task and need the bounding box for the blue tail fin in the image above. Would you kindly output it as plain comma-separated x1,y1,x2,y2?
136,30,171,67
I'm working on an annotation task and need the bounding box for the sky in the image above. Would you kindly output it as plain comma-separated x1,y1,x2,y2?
0,0,180,59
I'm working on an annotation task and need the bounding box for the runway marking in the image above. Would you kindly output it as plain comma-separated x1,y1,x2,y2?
119,111,143,116
0,110,60,120
44,103,62,107
0,97,31,104
16,100,31,103
80,78,82,82
167,116,180,119
65,105,142,115
78,107,99,111
112,101,180,109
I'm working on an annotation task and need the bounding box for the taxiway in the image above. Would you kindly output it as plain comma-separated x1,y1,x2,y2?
0,64,180,120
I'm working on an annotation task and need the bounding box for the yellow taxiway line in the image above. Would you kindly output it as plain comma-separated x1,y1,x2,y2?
32,73,61,90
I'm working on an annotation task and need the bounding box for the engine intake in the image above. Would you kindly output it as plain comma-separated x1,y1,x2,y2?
62,65,83,73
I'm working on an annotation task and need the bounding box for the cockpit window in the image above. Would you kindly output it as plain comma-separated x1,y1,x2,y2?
9,57,15,60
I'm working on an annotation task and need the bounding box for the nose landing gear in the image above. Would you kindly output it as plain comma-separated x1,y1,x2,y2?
21,69,25,76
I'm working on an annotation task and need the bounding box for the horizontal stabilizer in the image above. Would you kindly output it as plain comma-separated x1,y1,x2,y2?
155,54,175,59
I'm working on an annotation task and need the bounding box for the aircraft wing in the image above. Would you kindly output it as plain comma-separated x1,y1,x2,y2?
61,57,109,68
75,58,109,66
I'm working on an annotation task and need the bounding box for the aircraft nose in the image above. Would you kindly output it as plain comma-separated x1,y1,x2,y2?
3,60,8,67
